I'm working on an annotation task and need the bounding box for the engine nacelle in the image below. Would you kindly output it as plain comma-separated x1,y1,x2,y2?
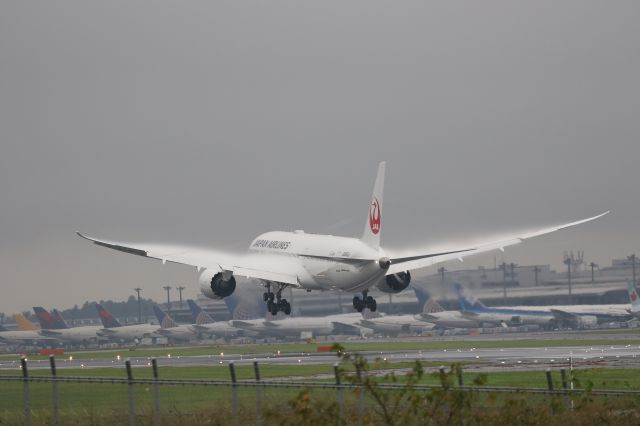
377,271,411,294
199,270,237,300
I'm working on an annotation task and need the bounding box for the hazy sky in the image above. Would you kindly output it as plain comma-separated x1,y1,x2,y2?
1,2,639,314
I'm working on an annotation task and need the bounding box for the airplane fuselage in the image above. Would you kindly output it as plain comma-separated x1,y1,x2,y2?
248,231,386,292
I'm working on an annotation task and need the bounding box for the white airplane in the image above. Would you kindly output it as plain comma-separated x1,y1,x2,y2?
0,314,57,345
187,299,239,338
412,287,481,329
221,286,373,337
0,329,47,345
77,162,608,316
94,304,161,341
517,279,640,327
454,282,635,328
34,307,103,344
231,312,374,338
152,305,196,341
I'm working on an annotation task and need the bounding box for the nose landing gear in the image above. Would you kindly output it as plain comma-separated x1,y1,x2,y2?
263,283,292,316
352,291,377,312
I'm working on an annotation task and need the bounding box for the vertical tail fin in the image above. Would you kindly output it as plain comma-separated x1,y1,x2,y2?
95,304,122,328
52,310,70,329
187,300,215,325
361,161,385,249
628,280,640,314
33,307,68,330
413,287,445,313
453,283,487,311
223,289,267,320
153,305,178,329
14,314,39,331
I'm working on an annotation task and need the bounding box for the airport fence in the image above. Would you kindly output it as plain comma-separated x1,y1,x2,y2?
3,356,640,425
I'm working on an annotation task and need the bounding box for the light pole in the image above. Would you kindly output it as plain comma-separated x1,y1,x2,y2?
589,262,598,283
163,286,172,313
533,266,540,286
438,267,446,299
177,286,185,308
499,262,507,305
134,287,142,324
564,257,572,305
510,263,517,286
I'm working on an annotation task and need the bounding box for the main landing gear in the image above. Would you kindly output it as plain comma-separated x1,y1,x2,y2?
353,290,377,312
263,283,291,316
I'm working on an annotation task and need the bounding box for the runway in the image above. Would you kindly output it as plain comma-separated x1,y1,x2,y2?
3,343,640,372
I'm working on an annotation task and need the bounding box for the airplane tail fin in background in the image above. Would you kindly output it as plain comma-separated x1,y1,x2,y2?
413,287,445,314
14,314,39,331
33,307,68,330
153,305,178,329
95,304,122,328
223,288,267,320
361,161,385,249
453,283,487,311
628,280,640,314
187,299,214,325
423,298,445,314
52,310,70,329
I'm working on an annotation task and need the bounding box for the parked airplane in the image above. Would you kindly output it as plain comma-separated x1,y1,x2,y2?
0,314,55,344
187,299,239,338
77,162,608,316
454,284,556,327
222,286,372,337
33,307,103,344
627,280,640,318
0,328,50,345
152,305,196,341
14,314,40,331
413,287,480,329
94,304,161,341
230,310,373,338
454,283,634,328
356,291,437,335
537,280,638,326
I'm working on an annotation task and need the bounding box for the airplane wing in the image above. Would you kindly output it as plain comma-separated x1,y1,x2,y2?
76,232,301,287
386,211,609,275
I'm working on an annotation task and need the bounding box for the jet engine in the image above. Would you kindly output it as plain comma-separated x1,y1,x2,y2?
377,271,411,293
199,270,236,299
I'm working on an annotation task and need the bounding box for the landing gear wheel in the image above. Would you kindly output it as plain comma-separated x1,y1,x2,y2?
369,299,377,312
352,296,364,312
268,300,278,316
352,296,361,309
264,284,294,316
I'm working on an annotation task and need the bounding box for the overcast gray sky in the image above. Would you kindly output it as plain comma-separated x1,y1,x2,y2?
1,1,638,314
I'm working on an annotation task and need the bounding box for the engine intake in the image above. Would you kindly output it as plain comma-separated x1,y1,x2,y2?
199,270,237,299
377,271,411,294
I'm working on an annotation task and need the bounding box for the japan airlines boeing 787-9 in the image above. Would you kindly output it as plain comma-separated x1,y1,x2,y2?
78,162,608,316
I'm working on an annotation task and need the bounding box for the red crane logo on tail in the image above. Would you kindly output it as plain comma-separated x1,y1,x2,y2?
631,290,638,302
369,197,381,235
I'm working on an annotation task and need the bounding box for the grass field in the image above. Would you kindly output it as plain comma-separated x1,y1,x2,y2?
2,361,640,425
2,337,639,362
